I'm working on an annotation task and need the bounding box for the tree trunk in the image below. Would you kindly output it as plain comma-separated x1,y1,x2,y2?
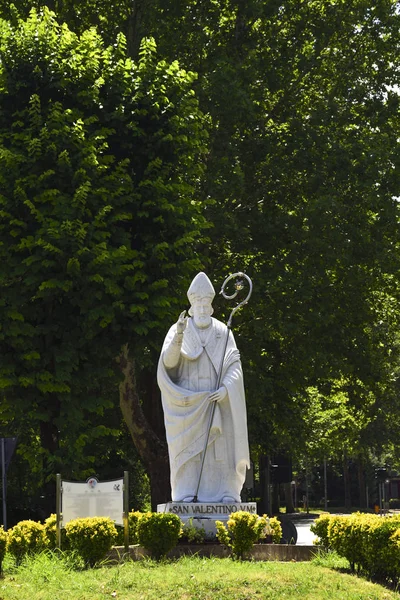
126,0,154,60
343,450,351,510
259,454,270,515
284,482,295,514
272,484,280,514
357,454,366,509
119,345,170,509
39,418,59,518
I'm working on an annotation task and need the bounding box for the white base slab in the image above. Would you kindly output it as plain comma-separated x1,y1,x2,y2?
157,501,257,538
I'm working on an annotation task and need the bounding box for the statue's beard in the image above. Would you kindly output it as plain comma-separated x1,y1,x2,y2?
193,315,212,329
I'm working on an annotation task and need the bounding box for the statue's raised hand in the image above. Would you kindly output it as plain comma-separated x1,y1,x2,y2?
176,310,188,335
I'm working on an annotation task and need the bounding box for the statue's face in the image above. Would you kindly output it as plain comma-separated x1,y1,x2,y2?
191,297,213,329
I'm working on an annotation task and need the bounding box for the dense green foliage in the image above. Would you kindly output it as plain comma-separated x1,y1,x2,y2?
145,0,400,501
180,518,206,544
136,511,181,560
65,516,118,566
0,7,207,508
0,1,400,509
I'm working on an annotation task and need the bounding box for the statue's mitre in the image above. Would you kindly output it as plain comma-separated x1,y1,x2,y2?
187,272,215,303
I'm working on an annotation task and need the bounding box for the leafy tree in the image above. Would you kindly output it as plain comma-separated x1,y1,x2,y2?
0,8,208,509
2,1,400,510
92,0,400,464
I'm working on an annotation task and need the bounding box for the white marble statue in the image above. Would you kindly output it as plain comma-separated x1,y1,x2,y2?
157,272,250,503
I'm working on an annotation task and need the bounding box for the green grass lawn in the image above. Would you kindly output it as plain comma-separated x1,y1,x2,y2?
0,551,398,600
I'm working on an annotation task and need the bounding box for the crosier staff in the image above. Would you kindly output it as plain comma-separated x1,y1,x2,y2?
192,272,253,503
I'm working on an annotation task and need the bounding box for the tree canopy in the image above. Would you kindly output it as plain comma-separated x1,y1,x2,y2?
0,7,208,509
0,1,400,511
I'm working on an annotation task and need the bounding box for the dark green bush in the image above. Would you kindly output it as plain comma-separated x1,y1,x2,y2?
65,517,118,567
180,518,206,544
114,525,125,546
137,512,181,560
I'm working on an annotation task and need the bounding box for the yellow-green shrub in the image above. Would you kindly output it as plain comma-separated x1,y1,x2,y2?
327,514,367,572
320,512,400,582
310,514,331,548
128,510,143,544
215,511,271,559
0,526,7,574
44,514,57,549
65,517,118,567
114,511,143,546
268,516,283,544
136,512,181,560
387,528,400,582
7,520,46,564
363,515,400,581
44,514,69,549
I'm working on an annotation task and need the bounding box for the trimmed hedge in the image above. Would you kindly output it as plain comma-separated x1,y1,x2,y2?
7,520,46,565
136,512,181,560
268,516,284,544
44,513,70,549
311,512,400,583
65,517,118,567
216,512,282,560
310,513,331,548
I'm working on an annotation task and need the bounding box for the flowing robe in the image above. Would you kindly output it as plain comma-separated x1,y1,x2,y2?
157,317,250,502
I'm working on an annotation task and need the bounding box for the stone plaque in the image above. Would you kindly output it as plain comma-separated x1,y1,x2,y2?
62,477,123,526
157,501,258,537
158,501,257,517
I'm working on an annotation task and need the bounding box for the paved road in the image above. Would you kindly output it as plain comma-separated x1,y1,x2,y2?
292,518,318,546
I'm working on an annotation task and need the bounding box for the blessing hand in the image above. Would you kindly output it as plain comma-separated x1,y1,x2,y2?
176,310,188,335
209,386,228,403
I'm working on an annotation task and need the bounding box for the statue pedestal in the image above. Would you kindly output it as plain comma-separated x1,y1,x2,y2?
157,501,258,538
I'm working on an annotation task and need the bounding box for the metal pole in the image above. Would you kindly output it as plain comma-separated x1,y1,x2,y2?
123,471,129,554
305,465,310,514
191,272,252,503
266,455,271,515
324,458,328,511
1,438,6,530
56,474,61,548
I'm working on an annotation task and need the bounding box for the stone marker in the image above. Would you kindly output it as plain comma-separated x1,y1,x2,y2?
158,501,257,537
